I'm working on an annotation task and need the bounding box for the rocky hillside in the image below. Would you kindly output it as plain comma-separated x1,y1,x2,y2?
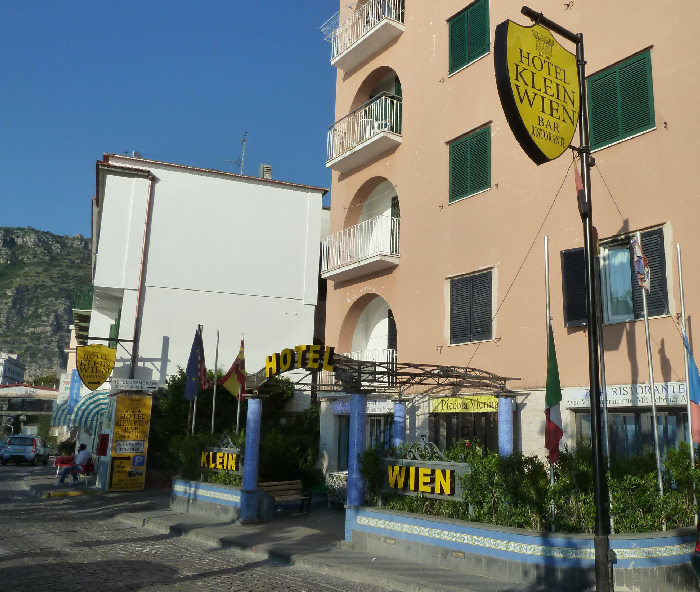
0,227,91,380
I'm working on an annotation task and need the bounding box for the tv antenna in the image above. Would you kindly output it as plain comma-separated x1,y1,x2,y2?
223,131,248,175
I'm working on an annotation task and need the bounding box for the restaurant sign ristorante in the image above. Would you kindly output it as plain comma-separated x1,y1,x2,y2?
494,20,580,164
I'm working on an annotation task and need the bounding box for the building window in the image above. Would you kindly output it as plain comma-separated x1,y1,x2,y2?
576,409,687,460
561,227,668,327
450,269,493,344
448,0,490,74
449,126,491,203
429,412,498,451
588,49,655,150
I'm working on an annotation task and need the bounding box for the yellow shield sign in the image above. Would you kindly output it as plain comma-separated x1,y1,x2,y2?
76,344,116,390
494,21,580,165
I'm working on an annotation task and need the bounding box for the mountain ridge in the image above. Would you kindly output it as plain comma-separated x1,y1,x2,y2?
0,227,91,380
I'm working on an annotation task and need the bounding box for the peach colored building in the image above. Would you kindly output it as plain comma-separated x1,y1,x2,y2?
319,0,700,471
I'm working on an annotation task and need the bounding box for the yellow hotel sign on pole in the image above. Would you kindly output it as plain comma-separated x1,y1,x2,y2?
429,396,499,414
108,394,153,491
494,20,580,165
76,344,116,390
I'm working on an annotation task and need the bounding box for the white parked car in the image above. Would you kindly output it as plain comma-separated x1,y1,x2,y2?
1,435,50,466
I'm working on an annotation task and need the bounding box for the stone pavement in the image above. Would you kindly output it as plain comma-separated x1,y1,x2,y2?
23,473,561,592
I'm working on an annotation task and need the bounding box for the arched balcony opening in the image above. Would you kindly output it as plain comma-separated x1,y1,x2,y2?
321,179,400,282
326,70,402,172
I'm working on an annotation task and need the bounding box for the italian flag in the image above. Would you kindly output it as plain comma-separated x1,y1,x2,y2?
545,325,563,463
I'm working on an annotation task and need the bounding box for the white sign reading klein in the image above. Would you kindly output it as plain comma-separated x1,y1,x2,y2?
110,379,160,394
563,381,687,409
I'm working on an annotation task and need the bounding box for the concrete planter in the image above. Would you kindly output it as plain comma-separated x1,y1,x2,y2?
171,477,241,521
346,507,697,591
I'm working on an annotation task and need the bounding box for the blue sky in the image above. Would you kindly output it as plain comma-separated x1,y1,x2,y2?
1,2,336,237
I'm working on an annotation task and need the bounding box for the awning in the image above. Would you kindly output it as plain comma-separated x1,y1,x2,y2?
71,390,109,429
50,399,72,427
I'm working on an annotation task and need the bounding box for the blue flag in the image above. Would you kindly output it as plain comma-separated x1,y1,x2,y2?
682,335,700,405
184,329,206,402
68,369,81,413
682,334,700,444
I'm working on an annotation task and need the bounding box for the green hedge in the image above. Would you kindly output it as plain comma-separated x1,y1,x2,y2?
369,441,700,533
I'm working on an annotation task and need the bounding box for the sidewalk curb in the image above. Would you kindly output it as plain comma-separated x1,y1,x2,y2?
114,510,507,592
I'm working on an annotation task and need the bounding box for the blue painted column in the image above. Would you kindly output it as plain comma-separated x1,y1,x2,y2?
392,401,406,449
346,393,367,507
498,396,514,458
240,397,262,522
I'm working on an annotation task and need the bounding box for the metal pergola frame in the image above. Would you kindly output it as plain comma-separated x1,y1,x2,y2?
246,354,519,399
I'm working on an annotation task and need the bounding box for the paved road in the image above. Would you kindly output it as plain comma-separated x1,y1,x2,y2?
0,464,399,592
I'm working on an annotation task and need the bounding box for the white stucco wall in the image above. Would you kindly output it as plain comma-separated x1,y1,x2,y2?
92,157,326,381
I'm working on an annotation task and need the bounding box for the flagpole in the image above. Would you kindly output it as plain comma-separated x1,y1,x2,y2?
211,330,219,434
677,244,696,477
191,324,202,437
236,334,243,433
545,235,555,532
638,232,663,497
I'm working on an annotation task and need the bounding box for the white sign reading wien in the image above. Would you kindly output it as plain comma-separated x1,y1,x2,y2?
563,381,687,409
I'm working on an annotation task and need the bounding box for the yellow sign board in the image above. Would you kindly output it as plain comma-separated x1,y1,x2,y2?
494,21,580,164
76,344,116,390
430,396,499,413
108,394,152,491
200,450,239,471
265,344,334,379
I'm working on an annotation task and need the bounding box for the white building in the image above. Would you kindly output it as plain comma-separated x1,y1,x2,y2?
0,353,25,385
86,154,328,384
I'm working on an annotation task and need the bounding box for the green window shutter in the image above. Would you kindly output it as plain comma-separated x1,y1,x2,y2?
450,271,492,344
450,276,472,344
619,51,654,138
470,270,493,341
449,136,470,202
589,70,620,149
467,0,490,63
632,228,668,319
561,248,587,327
468,127,490,195
588,50,654,150
449,12,467,74
449,126,491,202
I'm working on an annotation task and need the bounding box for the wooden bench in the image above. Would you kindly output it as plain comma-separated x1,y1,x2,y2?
258,480,310,514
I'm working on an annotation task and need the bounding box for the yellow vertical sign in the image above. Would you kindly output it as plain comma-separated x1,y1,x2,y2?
108,394,152,491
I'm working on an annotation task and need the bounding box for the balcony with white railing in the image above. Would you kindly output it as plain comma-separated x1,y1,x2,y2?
323,0,405,72
318,348,398,390
321,213,399,282
326,93,402,173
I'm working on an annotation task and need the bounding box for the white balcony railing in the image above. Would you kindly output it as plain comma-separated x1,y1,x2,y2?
321,213,399,275
327,0,405,61
319,348,398,389
327,93,402,165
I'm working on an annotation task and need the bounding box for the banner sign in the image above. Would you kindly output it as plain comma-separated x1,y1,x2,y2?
563,381,688,409
200,447,240,472
68,369,82,413
332,398,394,415
108,394,152,491
76,344,116,390
429,396,499,413
380,459,469,500
110,378,160,393
494,20,580,165
265,344,334,378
